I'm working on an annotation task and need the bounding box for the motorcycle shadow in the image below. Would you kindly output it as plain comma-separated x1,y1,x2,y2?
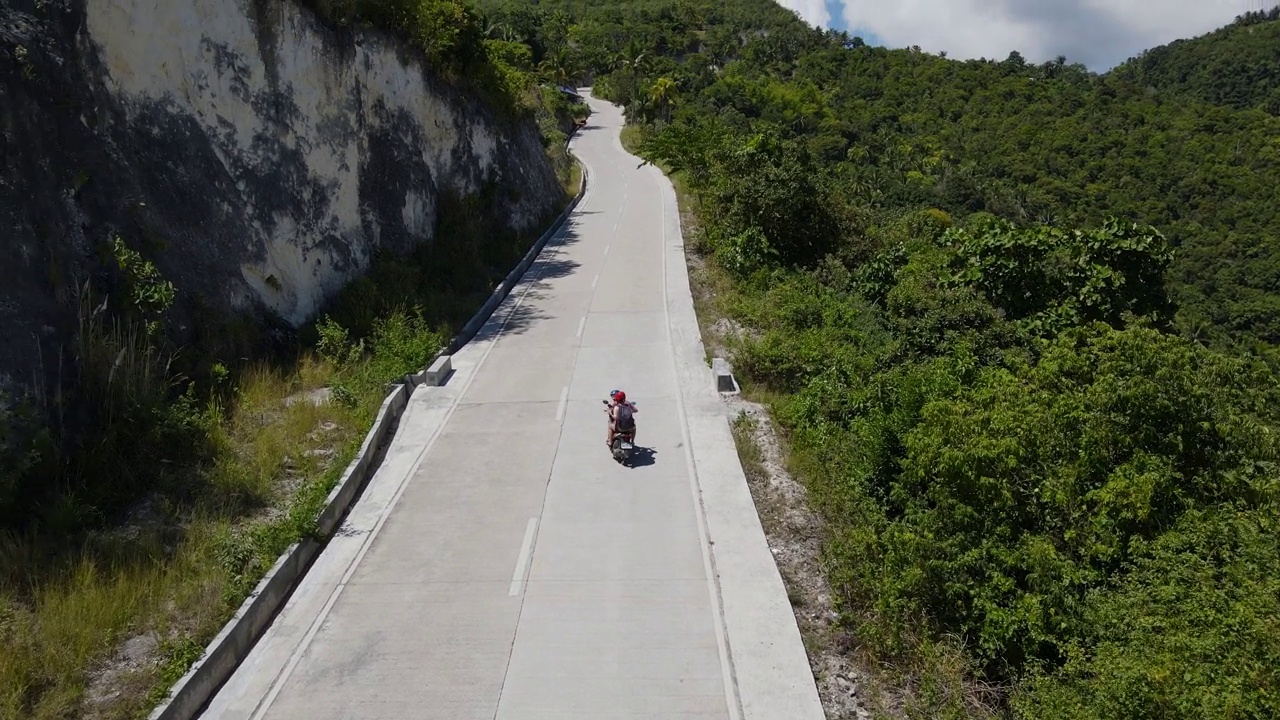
623,445,657,468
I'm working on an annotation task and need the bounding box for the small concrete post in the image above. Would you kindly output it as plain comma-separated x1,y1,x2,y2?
712,357,740,395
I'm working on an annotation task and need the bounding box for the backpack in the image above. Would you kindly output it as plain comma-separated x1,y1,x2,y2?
615,401,634,428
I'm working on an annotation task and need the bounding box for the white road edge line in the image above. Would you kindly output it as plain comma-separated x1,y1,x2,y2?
651,158,745,720
576,316,586,338
246,217,570,720
508,518,540,596
555,385,569,421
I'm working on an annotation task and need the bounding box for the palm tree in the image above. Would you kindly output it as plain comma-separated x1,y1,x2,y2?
847,174,873,202
1189,320,1213,346
1009,189,1032,220
845,144,870,164
607,40,649,109
648,77,678,124
619,39,648,76
539,48,577,88
483,20,518,43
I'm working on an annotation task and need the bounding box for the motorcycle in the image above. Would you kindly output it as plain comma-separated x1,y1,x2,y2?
602,399,637,464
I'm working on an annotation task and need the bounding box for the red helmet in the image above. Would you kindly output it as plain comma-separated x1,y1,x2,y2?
610,389,626,402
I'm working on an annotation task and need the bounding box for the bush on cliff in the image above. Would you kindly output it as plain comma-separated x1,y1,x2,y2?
301,0,535,116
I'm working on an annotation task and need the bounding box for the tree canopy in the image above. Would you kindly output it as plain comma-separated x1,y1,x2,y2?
1112,8,1280,114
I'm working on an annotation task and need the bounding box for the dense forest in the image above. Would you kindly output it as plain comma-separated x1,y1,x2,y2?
474,0,1280,717
1112,8,1280,114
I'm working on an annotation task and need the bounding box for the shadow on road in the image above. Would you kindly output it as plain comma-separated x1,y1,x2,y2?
471,216,586,341
625,446,657,468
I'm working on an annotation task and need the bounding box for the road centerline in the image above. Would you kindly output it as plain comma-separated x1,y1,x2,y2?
555,386,570,421
508,518,540,596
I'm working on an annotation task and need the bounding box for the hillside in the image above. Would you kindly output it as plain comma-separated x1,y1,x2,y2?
476,0,1280,717
1110,8,1280,113
488,0,1280,357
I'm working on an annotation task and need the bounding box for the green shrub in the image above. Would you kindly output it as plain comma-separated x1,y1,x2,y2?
1015,506,1280,719
315,315,357,367
713,225,778,278
298,0,540,116
939,216,1175,335
881,325,1280,677
313,0,487,76
485,38,534,100
369,308,445,381
108,234,176,336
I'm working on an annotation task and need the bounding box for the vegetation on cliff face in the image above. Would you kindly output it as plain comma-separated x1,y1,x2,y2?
476,0,1280,716
0,0,586,716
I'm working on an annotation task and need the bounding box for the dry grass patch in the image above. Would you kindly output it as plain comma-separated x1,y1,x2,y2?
0,351,379,720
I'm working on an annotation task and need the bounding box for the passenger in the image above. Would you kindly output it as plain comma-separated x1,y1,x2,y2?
605,389,637,448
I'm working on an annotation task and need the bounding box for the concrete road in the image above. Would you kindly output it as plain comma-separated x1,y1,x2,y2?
199,92,823,720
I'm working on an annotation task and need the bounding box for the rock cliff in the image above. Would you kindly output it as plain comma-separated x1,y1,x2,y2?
0,0,562,398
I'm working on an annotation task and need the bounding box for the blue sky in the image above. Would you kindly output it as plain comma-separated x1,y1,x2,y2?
824,0,881,46
782,0,1260,72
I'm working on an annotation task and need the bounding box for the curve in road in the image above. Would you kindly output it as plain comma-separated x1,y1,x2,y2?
199,92,822,720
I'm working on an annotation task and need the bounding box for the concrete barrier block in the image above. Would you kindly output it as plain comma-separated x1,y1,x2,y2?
712,357,740,395
423,354,453,387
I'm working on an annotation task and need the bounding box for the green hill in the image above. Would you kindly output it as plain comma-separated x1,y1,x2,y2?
474,1,1280,717
1110,8,1280,113
485,0,1280,355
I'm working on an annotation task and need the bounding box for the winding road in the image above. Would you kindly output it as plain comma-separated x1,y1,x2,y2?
199,92,823,720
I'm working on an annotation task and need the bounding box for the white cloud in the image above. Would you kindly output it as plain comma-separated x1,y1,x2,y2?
776,0,831,29
836,0,1254,70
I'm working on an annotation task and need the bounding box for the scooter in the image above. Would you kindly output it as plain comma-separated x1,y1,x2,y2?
603,399,636,464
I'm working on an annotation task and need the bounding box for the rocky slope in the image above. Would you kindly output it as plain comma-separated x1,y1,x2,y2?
0,0,561,399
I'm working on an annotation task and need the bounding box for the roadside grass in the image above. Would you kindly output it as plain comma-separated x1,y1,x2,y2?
564,157,583,198
618,125,644,156
728,410,766,477
0,351,380,720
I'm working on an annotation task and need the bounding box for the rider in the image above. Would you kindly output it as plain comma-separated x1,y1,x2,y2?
605,389,637,449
